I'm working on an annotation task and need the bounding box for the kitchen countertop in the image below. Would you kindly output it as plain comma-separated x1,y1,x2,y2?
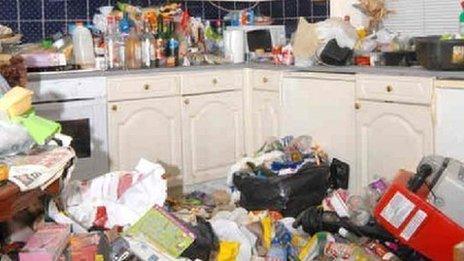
27,63,292,81
27,63,464,81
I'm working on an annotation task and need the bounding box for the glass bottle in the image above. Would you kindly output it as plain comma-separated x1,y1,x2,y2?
141,19,154,68
105,16,120,70
116,17,126,69
125,27,142,69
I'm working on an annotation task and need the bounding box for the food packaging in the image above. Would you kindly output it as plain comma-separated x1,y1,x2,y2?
19,223,70,261
0,86,33,119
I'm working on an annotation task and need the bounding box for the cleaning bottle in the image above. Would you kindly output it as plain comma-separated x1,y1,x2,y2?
72,22,96,69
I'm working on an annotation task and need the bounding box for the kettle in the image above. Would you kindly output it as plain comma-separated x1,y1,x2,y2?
224,29,245,63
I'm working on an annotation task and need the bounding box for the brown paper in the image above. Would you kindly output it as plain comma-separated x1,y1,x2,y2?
292,17,320,59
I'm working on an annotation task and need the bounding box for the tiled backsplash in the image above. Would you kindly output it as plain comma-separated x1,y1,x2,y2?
0,0,329,43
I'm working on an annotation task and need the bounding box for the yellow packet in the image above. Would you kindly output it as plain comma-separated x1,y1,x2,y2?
261,215,273,250
217,241,240,261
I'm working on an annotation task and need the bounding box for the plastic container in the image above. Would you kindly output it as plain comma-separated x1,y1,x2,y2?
72,22,96,69
382,52,405,66
374,170,464,261
415,36,464,70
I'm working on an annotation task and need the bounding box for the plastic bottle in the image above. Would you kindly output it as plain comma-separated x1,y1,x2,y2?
124,27,142,69
266,239,287,261
339,227,365,244
72,22,96,69
347,195,371,226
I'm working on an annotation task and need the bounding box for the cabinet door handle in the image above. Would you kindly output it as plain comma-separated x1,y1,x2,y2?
355,102,361,110
262,77,269,83
111,105,118,111
184,99,190,105
144,84,150,90
386,85,393,92
212,78,218,85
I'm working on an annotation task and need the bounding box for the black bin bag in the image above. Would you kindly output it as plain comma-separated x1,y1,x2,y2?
233,162,330,217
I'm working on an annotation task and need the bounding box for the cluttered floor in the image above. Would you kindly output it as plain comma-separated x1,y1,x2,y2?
1,112,464,261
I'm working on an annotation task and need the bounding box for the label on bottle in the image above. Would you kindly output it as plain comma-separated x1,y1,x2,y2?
400,209,427,241
380,192,415,228
107,39,115,68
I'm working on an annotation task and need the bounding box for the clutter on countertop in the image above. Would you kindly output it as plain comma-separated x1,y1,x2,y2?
0,1,291,75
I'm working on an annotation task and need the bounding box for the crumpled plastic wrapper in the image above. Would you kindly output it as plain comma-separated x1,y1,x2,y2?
62,159,167,229
0,121,35,158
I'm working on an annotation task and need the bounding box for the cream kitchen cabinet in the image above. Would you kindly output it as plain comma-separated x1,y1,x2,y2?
355,74,434,193
281,73,357,187
434,81,464,162
108,96,183,186
250,90,281,152
181,91,244,185
355,100,433,192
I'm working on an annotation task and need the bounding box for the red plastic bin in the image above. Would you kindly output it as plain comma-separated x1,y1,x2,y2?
374,171,464,261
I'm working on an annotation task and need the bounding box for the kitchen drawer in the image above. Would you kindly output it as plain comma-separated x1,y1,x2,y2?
252,70,281,91
107,75,180,101
30,77,106,102
356,75,433,104
181,70,243,95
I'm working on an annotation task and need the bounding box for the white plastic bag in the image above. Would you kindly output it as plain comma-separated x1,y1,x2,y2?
64,159,167,229
0,121,35,157
316,18,358,49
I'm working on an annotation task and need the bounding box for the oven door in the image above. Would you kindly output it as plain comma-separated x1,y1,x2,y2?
34,98,109,180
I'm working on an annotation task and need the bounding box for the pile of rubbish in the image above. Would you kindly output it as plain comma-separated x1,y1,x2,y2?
1,135,464,261
0,85,75,190
228,135,347,217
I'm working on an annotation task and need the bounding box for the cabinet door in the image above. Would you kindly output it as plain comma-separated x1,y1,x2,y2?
281,77,356,178
356,101,433,192
435,88,464,161
182,92,244,185
251,90,281,152
108,97,182,185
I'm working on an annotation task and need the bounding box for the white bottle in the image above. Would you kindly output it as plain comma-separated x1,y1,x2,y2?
73,22,96,69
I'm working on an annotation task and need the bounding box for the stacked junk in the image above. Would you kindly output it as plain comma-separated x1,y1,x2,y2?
1,133,464,260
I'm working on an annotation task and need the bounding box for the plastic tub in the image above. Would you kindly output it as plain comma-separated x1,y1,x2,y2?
415,36,464,70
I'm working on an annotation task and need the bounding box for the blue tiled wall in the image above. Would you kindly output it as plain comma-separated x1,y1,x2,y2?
0,0,329,43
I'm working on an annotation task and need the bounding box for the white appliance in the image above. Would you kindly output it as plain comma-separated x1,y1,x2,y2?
224,25,286,63
29,75,109,180
417,156,464,228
